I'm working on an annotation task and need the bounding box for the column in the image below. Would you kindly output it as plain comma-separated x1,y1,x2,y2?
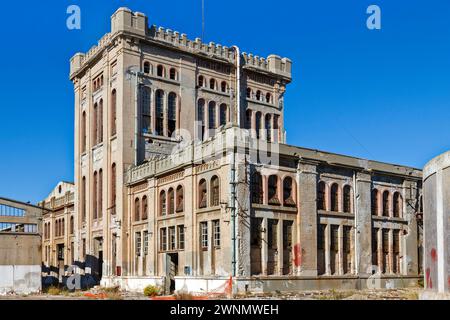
377,228,383,274
389,229,394,274
339,225,344,275
277,219,283,275
325,224,331,275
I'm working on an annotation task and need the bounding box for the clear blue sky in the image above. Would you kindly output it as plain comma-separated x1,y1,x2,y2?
1,0,449,204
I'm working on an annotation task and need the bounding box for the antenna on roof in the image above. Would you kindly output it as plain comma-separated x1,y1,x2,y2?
202,0,205,40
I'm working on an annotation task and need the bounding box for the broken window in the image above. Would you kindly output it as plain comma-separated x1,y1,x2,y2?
268,219,278,250
283,176,296,207
268,175,280,205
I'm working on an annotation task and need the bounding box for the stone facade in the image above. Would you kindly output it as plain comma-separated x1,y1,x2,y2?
59,7,424,293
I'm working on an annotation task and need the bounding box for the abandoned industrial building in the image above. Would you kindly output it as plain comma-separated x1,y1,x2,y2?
36,7,424,293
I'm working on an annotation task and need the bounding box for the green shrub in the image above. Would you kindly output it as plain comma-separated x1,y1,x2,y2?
46,286,61,296
143,285,161,297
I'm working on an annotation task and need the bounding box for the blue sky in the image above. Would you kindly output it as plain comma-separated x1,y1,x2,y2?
0,0,449,203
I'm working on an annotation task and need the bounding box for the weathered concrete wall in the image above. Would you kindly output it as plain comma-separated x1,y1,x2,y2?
423,151,450,293
0,265,41,294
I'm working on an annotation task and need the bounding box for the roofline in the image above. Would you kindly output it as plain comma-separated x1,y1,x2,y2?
0,196,49,210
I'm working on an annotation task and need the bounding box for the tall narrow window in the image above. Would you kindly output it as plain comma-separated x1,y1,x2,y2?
211,176,220,206
266,92,272,103
200,222,208,249
141,87,151,134
134,197,140,222
81,111,87,152
317,181,326,211
81,176,86,222
393,192,402,218
219,104,228,126
177,225,185,250
168,188,175,215
133,231,140,256
255,112,262,139
160,228,167,251
111,89,117,136
221,81,227,93
382,191,390,217
143,61,151,74
70,216,74,234
198,75,204,87
168,92,177,137
93,103,98,145
251,172,263,204
111,163,116,215
343,185,352,213
198,179,207,208
93,171,98,220
273,114,280,142
142,196,148,220
256,90,261,101
160,191,166,216
176,185,184,212
213,220,221,247
246,87,252,98
209,78,216,90
268,175,280,205
330,183,339,212
98,169,103,219
265,114,272,142
208,101,216,130
157,65,164,77
169,226,176,250
169,68,177,80
197,99,205,140
245,109,252,130
98,99,103,143
283,177,295,207
155,90,164,136
371,189,379,216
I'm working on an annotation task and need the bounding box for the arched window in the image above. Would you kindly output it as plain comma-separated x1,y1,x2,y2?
209,78,216,90
393,192,402,218
211,176,220,206
168,188,175,215
371,189,379,215
251,172,263,204
111,163,116,214
268,175,280,205
330,183,339,212
283,177,296,207
93,103,98,145
157,65,164,77
246,87,252,98
198,75,204,87
93,171,98,220
55,220,58,237
155,90,164,136
142,196,148,220
343,185,352,213
265,114,272,142
169,68,177,80
111,89,117,136
168,92,177,137
70,216,74,234
134,198,140,221
256,90,261,101
160,191,166,216
98,169,103,219
98,99,103,143
81,176,86,222
273,114,280,142
255,112,262,139
141,87,151,134
245,109,252,130
382,191,390,217
82,111,87,152
61,218,65,236
197,99,205,140
317,181,326,210
144,61,151,74
419,195,423,213
219,104,228,126
221,81,227,93
266,92,272,103
198,179,207,208
208,101,216,130
176,185,184,212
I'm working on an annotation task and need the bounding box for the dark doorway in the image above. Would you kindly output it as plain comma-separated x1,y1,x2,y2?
98,250,103,281
167,253,178,293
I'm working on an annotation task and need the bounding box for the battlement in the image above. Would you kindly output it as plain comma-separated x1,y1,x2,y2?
70,7,292,80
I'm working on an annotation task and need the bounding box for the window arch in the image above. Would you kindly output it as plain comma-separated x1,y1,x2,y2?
219,104,228,126
155,90,164,136
141,86,151,134
98,99,103,143
251,172,263,204
134,197,140,221
266,92,272,103
169,68,177,80
382,190,390,217
343,185,352,213
98,169,103,219
168,92,177,137
197,99,205,140
393,192,402,218
221,81,227,93
245,109,252,130
209,78,216,90
93,103,98,145
70,216,74,234
273,114,280,143
168,188,175,215
371,189,379,215
93,171,98,220
160,191,166,216
256,90,262,101
111,163,116,214
176,185,184,212
255,112,262,139
61,218,65,236
208,101,216,130
157,64,164,77
246,87,252,98
143,61,151,74
268,175,280,205
330,183,339,212
142,196,148,220
81,111,87,152
211,176,220,206
81,176,86,222
265,114,272,142
198,179,207,208
111,89,117,136
198,75,205,87
283,176,296,207
317,181,326,210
